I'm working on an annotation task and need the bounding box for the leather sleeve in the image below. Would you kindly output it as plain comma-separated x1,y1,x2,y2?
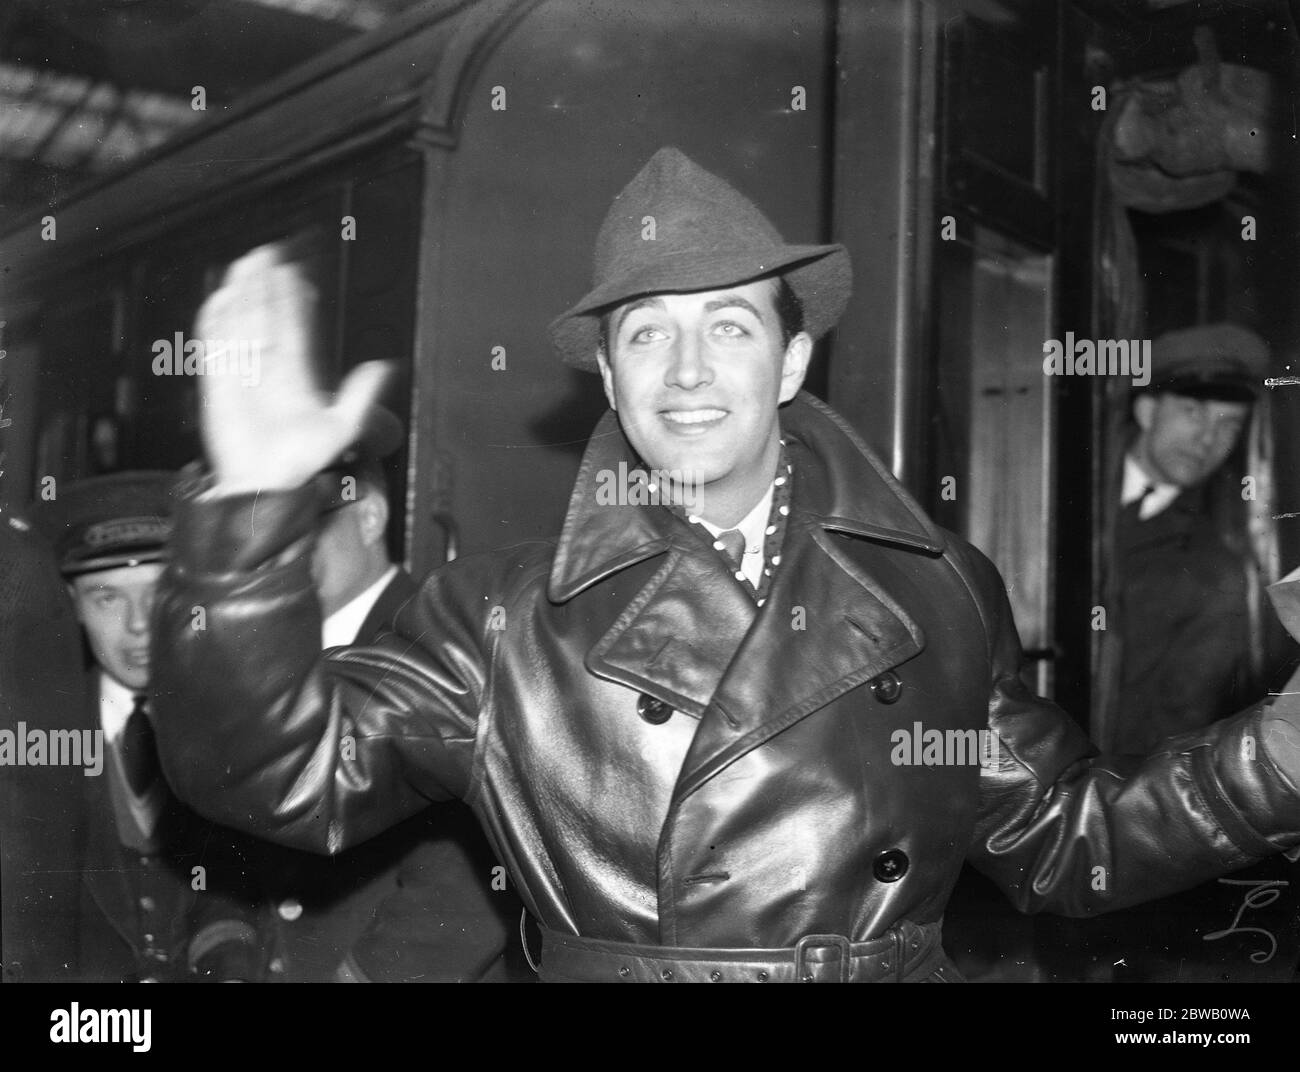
950,539,1300,916
151,481,498,856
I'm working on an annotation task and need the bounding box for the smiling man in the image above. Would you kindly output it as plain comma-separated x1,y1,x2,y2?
152,147,1300,983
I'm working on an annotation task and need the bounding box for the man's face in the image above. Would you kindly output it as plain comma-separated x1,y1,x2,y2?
1133,392,1251,489
69,563,164,692
310,485,389,619
596,278,811,524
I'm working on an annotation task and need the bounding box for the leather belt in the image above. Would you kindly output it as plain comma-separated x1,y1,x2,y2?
538,919,945,983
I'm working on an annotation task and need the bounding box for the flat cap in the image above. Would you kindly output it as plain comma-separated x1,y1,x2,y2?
1148,322,1270,401
37,470,176,577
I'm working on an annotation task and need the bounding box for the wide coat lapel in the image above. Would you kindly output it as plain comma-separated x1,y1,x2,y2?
549,394,946,792
550,411,756,719
671,395,944,800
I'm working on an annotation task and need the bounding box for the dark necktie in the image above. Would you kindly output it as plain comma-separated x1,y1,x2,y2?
715,528,747,576
121,694,160,797
1121,484,1155,527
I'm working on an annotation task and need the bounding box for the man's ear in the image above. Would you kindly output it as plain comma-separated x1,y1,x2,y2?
357,488,389,546
65,582,84,623
1133,393,1158,433
778,332,813,404
596,348,617,411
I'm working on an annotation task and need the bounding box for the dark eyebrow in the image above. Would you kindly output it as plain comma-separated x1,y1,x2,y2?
613,296,665,336
702,295,766,321
613,293,768,336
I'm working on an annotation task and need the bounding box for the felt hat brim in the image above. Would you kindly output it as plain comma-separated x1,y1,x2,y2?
550,244,852,372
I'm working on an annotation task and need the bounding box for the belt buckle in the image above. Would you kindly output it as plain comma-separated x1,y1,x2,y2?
794,933,852,983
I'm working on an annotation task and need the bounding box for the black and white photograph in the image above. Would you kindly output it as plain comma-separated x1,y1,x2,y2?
1,0,1299,1038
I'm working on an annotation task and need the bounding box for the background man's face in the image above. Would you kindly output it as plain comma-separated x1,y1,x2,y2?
1133,392,1251,489
70,563,164,691
310,484,389,619
597,278,810,523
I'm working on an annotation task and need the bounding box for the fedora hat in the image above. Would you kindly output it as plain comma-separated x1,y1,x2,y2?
550,147,852,372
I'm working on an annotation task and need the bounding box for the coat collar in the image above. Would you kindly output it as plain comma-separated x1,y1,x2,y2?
548,391,944,602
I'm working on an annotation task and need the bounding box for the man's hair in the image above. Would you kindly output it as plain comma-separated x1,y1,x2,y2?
354,457,389,501
598,275,804,357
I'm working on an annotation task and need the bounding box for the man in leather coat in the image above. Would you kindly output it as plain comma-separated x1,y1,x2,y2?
151,147,1300,983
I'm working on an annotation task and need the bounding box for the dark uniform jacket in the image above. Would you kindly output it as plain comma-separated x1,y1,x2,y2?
3,519,267,982
152,393,1300,982
1114,487,1283,754
76,724,269,984
262,569,526,982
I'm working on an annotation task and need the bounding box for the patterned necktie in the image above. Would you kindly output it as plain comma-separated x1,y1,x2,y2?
714,528,748,577
121,694,160,797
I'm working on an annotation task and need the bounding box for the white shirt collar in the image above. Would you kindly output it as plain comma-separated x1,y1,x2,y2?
697,484,775,588
1122,454,1182,521
322,564,399,649
99,671,140,744
98,673,165,839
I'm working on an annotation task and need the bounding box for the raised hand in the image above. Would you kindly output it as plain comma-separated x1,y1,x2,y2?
194,243,391,493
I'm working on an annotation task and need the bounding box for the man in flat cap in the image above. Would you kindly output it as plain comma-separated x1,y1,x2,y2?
33,471,271,982
152,147,1300,982
254,412,526,982
1107,323,1289,755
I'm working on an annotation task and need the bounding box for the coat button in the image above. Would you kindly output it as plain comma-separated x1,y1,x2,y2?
869,671,903,704
637,694,673,725
139,896,156,912
277,898,304,921
873,849,909,882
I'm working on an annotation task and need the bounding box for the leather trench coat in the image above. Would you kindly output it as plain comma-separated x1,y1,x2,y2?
152,392,1300,982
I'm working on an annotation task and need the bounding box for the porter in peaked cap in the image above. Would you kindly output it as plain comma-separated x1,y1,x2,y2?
1146,322,1270,402
38,470,176,578
550,147,852,372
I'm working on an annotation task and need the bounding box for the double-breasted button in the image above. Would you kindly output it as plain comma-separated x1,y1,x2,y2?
637,694,673,725
873,849,909,883
869,670,903,704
